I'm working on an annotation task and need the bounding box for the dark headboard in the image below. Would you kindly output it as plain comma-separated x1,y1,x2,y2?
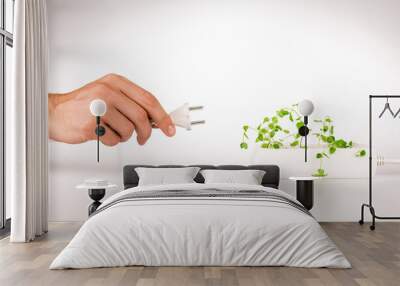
123,165,280,189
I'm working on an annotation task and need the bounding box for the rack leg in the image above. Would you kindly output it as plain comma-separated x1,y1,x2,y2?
359,204,376,230
359,204,365,225
359,203,377,230
369,206,376,231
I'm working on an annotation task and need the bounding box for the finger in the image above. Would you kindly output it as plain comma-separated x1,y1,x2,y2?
105,96,152,145
98,74,176,137
103,90,153,145
102,107,135,142
99,123,121,146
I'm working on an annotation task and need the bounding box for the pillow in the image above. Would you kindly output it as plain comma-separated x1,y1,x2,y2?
200,169,266,185
135,167,201,186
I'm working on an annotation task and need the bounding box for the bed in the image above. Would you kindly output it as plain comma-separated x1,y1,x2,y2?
50,165,350,269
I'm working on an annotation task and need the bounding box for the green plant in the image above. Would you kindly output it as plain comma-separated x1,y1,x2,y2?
240,104,366,177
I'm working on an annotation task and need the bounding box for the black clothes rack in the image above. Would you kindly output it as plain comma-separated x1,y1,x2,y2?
359,95,400,230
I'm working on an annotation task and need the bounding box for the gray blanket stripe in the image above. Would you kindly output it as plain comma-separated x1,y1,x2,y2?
91,189,312,217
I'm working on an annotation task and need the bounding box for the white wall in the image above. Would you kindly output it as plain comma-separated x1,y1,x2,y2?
47,0,400,222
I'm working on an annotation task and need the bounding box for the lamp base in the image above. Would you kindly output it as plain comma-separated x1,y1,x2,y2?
88,188,106,216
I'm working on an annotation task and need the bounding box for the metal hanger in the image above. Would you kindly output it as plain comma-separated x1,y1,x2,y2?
394,106,400,118
378,97,395,118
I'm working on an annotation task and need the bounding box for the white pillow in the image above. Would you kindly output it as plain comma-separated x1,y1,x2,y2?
200,169,266,185
135,167,201,186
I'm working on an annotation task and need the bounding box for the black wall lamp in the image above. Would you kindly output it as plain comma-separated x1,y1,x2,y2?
90,99,107,162
298,99,314,162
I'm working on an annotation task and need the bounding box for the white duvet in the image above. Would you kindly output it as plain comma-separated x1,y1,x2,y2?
50,183,351,269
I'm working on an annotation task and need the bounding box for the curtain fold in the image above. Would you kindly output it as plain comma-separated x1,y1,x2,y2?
10,0,49,242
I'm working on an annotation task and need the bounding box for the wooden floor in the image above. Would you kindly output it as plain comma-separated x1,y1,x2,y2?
0,222,399,286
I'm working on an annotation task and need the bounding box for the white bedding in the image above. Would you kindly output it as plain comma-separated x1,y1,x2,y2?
50,183,351,269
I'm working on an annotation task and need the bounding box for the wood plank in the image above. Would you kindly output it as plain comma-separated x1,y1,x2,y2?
0,222,399,286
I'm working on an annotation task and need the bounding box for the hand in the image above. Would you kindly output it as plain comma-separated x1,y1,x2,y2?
48,73,176,145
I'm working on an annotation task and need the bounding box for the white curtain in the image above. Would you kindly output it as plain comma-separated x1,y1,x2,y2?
9,0,49,242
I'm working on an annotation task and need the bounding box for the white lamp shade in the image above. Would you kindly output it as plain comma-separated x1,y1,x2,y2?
90,99,107,117
298,99,314,116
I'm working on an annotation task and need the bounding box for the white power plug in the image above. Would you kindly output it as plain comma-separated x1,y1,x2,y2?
169,103,205,130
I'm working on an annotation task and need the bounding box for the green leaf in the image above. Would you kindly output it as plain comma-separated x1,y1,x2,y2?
261,143,269,149
277,109,289,117
263,117,270,123
260,128,268,134
325,117,332,123
334,139,347,148
322,125,329,132
327,136,335,143
289,113,294,122
268,123,275,129
272,116,279,123
313,168,327,177
356,149,366,157
290,141,299,147
240,142,248,149
296,121,304,129
272,142,281,149
316,153,323,159
348,141,353,147
283,129,290,134
270,131,276,138
243,125,249,132
329,146,336,154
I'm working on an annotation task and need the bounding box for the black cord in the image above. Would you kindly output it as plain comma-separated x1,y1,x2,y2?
97,128,99,162
96,116,100,162
305,133,307,162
